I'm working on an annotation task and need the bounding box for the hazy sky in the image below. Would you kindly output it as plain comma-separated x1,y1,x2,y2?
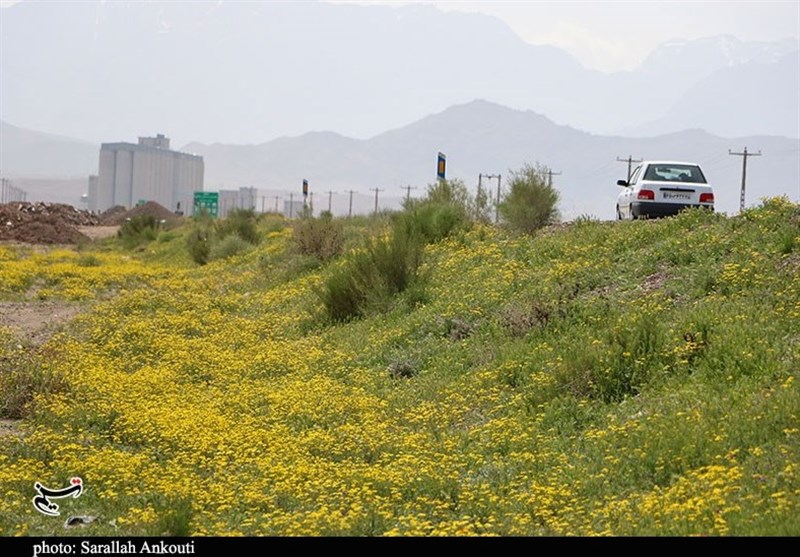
332,0,800,72
2,0,797,72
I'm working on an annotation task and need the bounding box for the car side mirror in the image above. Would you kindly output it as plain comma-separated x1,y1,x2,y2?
617,179,628,187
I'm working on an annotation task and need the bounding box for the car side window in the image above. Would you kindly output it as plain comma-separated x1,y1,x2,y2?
643,165,663,181
629,166,642,185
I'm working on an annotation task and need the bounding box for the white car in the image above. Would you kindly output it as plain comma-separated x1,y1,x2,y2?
616,161,715,220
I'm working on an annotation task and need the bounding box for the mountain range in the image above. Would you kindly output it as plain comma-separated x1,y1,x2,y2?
1,0,797,145
3,100,798,220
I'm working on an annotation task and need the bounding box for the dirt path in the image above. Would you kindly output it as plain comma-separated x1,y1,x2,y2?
0,301,84,346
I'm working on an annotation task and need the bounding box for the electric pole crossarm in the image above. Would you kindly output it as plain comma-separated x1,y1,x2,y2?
544,170,562,188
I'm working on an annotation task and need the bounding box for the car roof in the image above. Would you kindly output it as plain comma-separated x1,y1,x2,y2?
640,161,702,166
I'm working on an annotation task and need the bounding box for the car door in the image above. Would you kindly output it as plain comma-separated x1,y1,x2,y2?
624,165,642,219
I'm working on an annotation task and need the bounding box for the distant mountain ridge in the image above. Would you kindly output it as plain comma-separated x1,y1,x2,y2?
182,100,800,219
0,120,97,178
1,0,797,145
4,100,799,219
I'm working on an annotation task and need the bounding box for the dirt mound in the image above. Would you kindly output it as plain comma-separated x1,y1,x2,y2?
0,202,97,244
103,201,182,226
98,205,127,225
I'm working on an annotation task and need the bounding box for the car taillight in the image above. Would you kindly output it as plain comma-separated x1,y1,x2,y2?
637,189,655,200
700,193,714,203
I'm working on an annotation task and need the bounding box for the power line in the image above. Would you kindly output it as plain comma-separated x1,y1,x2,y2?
616,156,643,183
729,147,762,212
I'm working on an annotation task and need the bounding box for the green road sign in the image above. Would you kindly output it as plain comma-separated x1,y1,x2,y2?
194,191,219,218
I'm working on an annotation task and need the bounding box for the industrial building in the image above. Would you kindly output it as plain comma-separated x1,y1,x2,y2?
90,134,204,213
218,186,257,218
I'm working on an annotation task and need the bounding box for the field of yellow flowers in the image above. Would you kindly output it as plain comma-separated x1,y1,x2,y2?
0,199,798,536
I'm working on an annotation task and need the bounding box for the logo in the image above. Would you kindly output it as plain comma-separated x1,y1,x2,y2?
32,477,83,516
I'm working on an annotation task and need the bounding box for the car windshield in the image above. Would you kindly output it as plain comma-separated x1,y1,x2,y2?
643,164,707,184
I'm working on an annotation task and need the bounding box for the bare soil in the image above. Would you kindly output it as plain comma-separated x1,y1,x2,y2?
0,301,83,346
101,201,182,226
0,202,98,244
0,419,21,437
77,225,120,240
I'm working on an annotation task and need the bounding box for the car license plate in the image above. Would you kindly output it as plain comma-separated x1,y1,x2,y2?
663,192,690,200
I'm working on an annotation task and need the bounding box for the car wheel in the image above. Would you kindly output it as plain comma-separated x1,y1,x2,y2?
616,206,623,221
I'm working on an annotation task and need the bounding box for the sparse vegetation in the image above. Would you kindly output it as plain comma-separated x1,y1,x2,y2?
0,336,68,419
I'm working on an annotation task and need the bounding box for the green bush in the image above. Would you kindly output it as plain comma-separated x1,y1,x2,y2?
293,214,345,261
498,163,560,234
319,231,425,322
216,208,261,245
186,225,212,265
422,178,472,212
396,201,467,244
209,233,251,261
318,263,365,322
117,215,161,249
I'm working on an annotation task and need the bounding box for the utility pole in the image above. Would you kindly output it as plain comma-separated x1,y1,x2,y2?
494,174,501,224
400,185,417,204
346,190,356,218
481,174,502,223
729,147,762,213
325,190,336,214
616,156,643,183
289,192,294,218
309,191,315,217
370,188,384,215
545,169,562,188
272,195,280,214
261,196,265,213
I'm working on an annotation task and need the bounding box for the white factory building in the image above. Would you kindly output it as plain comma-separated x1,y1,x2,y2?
89,134,204,214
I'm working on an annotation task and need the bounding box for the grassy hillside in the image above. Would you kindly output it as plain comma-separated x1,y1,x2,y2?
0,199,798,536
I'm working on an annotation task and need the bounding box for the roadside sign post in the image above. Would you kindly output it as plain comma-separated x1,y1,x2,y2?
437,152,446,181
193,191,219,218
